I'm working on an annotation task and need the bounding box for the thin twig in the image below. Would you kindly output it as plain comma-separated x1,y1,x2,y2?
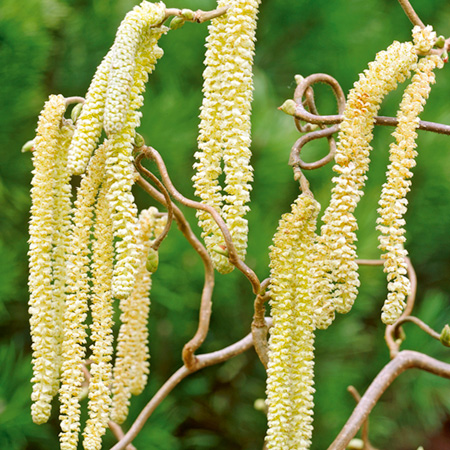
347,386,378,450
136,175,215,369
393,316,441,341
397,0,425,28
108,422,137,450
327,350,450,450
164,6,229,23
141,146,261,295
64,96,85,106
252,278,271,369
109,318,273,450
135,154,173,251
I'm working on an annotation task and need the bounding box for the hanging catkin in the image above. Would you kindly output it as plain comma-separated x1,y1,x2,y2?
266,193,320,450
193,0,260,274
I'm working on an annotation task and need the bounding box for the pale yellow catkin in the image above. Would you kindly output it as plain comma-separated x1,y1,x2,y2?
106,7,165,300
28,94,68,424
377,52,442,325
59,143,107,450
312,40,418,329
193,0,260,274
266,193,320,450
111,208,165,424
83,177,114,450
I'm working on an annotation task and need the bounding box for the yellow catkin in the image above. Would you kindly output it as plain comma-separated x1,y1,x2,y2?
111,208,165,424
377,51,442,325
103,1,165,135
266,193,320,450
312,40,418,329
28,94,67,424
106,15,165,300
68,51,113,175
59,144,107,450
50,120,74,396
193,0,260,274
83,178,114,450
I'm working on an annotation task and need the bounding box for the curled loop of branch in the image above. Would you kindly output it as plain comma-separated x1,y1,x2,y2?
289,73,346,171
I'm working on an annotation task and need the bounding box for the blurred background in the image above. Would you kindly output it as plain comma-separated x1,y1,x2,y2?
1,0,450,448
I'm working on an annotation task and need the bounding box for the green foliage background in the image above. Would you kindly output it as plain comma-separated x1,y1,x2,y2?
0,0,449,449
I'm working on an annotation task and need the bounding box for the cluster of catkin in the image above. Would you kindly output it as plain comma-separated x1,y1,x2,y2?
28,2,168,450
193,0,261,274
266,25,443,449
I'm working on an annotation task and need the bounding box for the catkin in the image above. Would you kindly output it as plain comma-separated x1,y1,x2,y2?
312,40,418,328
266,193,320,450
377,51,442,324
28,94,69,424
193,0,260,274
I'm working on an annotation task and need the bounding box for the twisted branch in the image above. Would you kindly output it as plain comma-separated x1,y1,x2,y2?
327,351,450,450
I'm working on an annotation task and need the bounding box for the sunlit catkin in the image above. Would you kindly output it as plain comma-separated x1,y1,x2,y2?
312,40,418,327
83,179,114,450
59,144,107,450
377,51,442,325
266,193,320,450
111,208,165,424
28,94,67,424
193,0,260,274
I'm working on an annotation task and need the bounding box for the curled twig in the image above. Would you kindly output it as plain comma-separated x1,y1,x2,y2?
327,350,450,450
141,146,261,295
136,175,215,369
252,278,271,369
163,6,229,23
385,257,417,357
109,318,273,450
347,386,378,450
135,153,173,251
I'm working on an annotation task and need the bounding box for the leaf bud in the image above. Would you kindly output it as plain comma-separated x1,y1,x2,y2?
146,248,159,273
70,103,83,124
254,399,268,415
181,9,195,20
294,74,304,85
170,16,185,30
435,35,446,49
21,139,35,153
278,99,297,116
212,244,229,257
440,324,450,347
134,133,145,148
442,50,448,63
346,439,364,450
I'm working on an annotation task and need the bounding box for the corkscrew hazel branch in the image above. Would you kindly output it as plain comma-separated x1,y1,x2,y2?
347,386,378,450
109,318,273,450
139,145,261,295
327,351,450,450
135,174,215,370
134,153,173,252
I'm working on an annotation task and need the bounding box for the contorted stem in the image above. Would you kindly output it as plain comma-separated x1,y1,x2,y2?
252,278,271,369
397,0,425,28
140,146,261,294
164,6,229,23
392,316,441,341
134,154,173,251
347,386,377,450
135,175,214,369
110,318,273,450
64,96,85,107
327,350,450,450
